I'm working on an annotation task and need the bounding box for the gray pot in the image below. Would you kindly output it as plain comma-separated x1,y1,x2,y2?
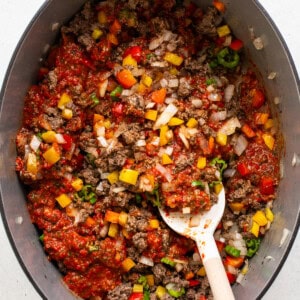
0,1,299,299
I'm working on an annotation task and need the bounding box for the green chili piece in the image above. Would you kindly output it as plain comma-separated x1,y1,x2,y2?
191,180,204,188
90,93,100,107
161,257,176,267
143,291,150,300
167,287,185,298
246,238,261,257
206,78,217,86
110,85,123,101
217,47,240,68
39,233,44,243
225,245,241,257
146,187,161,207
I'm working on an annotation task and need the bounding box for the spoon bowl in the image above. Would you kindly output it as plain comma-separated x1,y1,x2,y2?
159,187,235,300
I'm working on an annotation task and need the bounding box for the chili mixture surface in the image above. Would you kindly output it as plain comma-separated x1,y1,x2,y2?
16,1,280,299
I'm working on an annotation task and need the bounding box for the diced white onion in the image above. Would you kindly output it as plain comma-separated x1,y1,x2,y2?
96,181,104,192
253,37,264,50
99,79,108,97
162,30,174,42
97,136,108,147
210,111,227,122
165,146,174,156
227,265,238,275
160,78,168,87
139,256,154,267
224,84,235,102
223,168,236,178
136,139,146,147
96,126,105,137
206,85,215,92
121,89,134,97
192,252,201,262
29,135,41,152
151,61,168,67
161,182,176,192
191,98,203,108
234,135,248,156
100,172,109,179
151,136,160,146
236,273,245,284
168,79,179,88
63,172,73,181
149,36,164,50
175,263,184,272
55,133,66,144
208,92,222,102
146,102,156,109
268,72,277,80
131,68,145,77
85,147,99,158
153,103,178,130
165,97,176,104
218,117,241,135
178,132,189,149
112,187,126,193
155,163,173,182
99,224,109,238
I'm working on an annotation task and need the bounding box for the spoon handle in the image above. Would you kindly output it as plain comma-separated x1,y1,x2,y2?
196,235,235,300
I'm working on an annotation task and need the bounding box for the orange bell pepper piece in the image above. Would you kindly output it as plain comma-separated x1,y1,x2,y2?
151,88,167,104
116,69,137,89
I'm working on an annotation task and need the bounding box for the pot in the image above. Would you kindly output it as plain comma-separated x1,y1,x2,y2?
0,1,299,299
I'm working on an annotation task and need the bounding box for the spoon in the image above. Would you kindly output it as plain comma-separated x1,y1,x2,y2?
159,187,235,300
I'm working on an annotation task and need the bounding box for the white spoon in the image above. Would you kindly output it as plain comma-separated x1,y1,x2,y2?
159,187,235,300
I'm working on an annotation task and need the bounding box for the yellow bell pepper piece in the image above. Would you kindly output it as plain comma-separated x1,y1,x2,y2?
156,286,167,299
71,178,83,191
197,157,207,169
216,132,227,146
214,183,223,195
169,68,179,75
264,118,274,130
262,133,275,150
265,207,274,222
43,144,61,165
252,210,268,226
122,257,136,272
98,11,107,24
197,266,206,277
164,52,184,66
149,219,160,229
142,74,153,87
56,194,72,208
168,117,184,126
146,274,155,286
119,169,139,185
137,83,147,94
27,153,38,175
250,221,260,237
228,202,245,212
91,28,103,40
217,25,231,37
118,211,128,226
145,110,158,121
159,125,169,146
186,118,198,128
122,54,138,67
58,93,72,110
108,223,119,238
161,153,173,165
41,131,56,143
133,284,143,293
61,108,73,120
107,171,119,185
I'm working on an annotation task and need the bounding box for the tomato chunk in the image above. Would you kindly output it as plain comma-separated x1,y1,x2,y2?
129,292,144,300
123,46,143,63
251,88,265,109
259,177,275,195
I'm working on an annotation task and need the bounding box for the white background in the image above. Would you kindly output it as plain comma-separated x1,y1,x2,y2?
0,0,299,299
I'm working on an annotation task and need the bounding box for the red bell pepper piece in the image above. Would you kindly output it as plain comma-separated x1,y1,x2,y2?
259,177,275,195
109,19,121,34
216,240,225,253
199,296,207,300
251,88,265,109
123,46,143,63
189,279,201,287
128,292,144,300
229,39,244,51
241,124,256,138
237,162,250,176
226,271,236,284
224,256,245,268
61,134,73,151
